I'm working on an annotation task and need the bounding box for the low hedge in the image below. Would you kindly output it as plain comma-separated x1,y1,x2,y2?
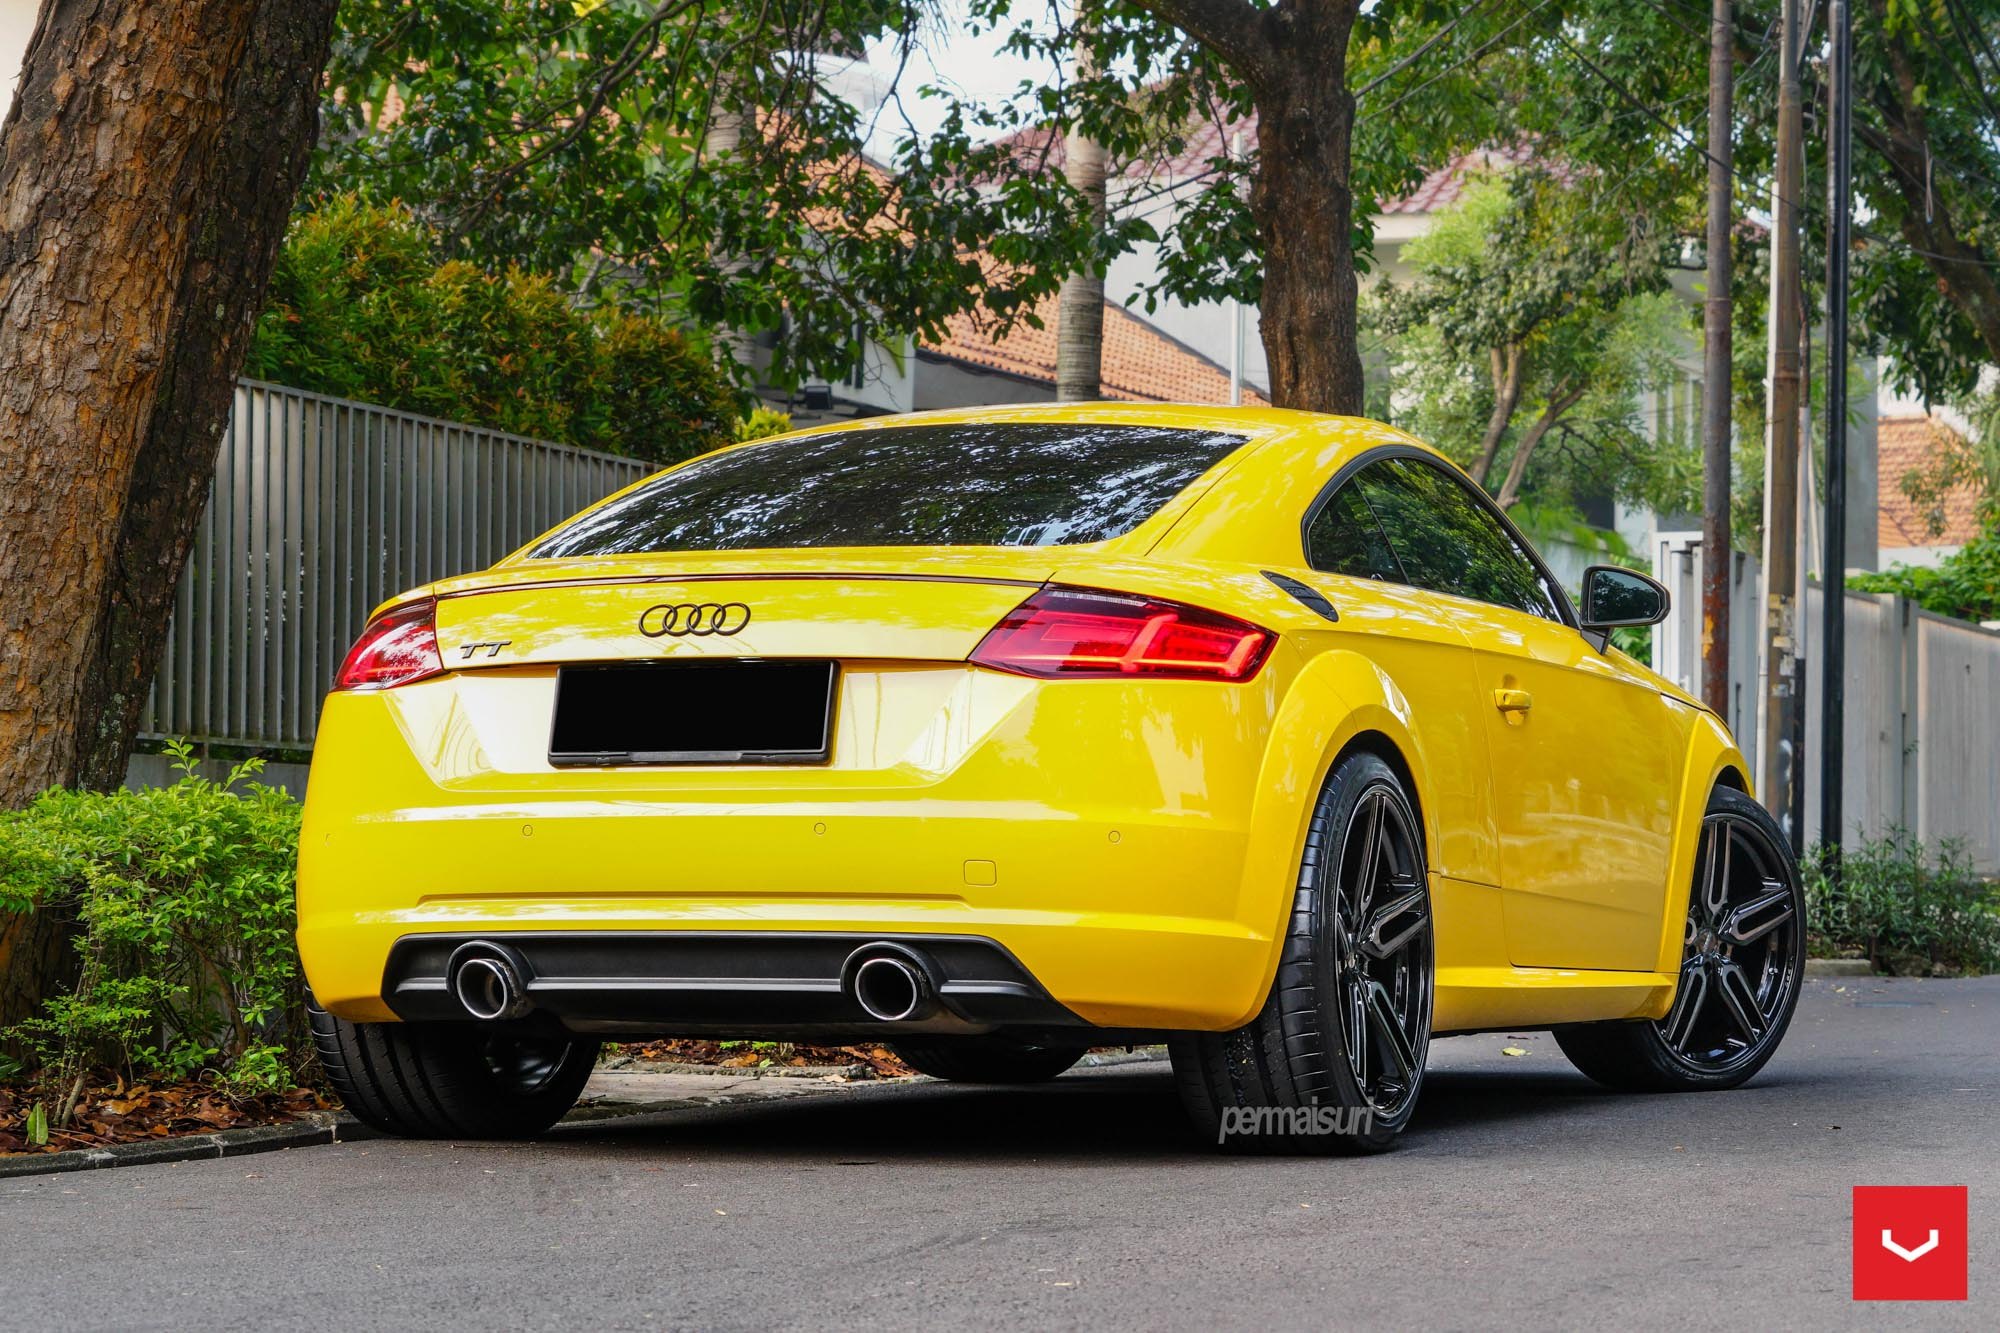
1804,831,2000,975
0,745,307,1111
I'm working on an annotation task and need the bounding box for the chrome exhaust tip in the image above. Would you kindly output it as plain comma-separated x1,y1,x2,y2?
447,942,533,1021
848,951,937,1022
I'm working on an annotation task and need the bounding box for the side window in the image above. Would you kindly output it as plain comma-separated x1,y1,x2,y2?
1306,483,1405,582
1353,458,1564,622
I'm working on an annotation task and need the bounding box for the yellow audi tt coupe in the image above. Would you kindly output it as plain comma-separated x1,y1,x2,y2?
298,404,1804,1152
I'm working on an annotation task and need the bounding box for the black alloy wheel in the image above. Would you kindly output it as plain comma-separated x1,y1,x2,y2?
1555,785,1805,1092
1171,750,1433,1153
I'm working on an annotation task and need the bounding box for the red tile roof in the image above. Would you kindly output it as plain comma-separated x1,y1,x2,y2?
922,290,1267,405
1878,414,1987,549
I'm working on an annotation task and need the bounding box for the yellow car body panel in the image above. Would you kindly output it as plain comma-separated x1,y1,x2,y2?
297,404,1745,1036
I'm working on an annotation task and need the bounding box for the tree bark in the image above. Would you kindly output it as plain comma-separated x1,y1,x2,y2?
1139,0,1367,414
1469,344,1525,486
0,0,333,805
701,85,757,372
1495,382,1584,509
1055,124,1108,400
1700,0,1735,716
0,0,336,1021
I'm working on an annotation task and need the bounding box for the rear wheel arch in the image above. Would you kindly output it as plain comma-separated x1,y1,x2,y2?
1335,730,1429,867
1231,659,1440,1029
1243,648,1444,888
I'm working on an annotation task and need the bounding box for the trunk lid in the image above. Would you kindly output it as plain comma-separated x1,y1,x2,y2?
429,549,1061,667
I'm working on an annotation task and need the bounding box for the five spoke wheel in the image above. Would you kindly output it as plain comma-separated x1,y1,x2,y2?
1655,809,1802,1072
1332,785,1432,1121
1554,784,1806,1092
1170,750,1434,1151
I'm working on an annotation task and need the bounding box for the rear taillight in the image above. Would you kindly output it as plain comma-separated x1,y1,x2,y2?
971,587,1273,681
335,598,443,691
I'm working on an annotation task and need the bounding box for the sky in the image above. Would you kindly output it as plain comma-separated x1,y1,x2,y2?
849,0,1060,159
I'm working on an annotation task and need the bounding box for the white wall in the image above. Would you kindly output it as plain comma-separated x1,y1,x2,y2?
0,0,36,120
1103,237,1269,398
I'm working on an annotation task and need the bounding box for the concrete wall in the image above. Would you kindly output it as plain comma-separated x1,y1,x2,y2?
1654,535,2000,869
912,355,1054,411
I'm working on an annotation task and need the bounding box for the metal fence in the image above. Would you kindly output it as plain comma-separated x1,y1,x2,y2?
1652,532,2000,869
140,380,653,749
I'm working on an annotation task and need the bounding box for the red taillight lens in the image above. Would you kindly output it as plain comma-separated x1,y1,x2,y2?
971,587,1273,681
335,598,443,691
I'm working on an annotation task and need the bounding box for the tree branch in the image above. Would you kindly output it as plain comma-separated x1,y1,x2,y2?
1129,0,1276,92
1355,0,1501,101
453,0,707,240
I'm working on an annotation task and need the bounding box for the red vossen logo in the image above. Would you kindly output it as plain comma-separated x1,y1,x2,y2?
1852,1186,1969,1301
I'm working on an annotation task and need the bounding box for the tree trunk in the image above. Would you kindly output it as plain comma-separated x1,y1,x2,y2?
1055,123,1108,401
0,909,73,1040
702,88,757,373
1469,344,1525,486
0,0,336,1021
1249,11,1365,414
1495,383,1584,509
1139,0,1366,414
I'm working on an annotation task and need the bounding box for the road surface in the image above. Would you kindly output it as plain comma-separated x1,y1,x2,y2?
2,976,1992,1329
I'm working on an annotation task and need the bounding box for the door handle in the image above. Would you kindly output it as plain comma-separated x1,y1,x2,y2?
1493,688,1533,714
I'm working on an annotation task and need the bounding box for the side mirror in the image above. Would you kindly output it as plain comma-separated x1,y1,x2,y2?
1579,565,1671,629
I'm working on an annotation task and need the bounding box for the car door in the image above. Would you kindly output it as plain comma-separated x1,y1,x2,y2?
1349,456,1677,972
1298,478,1501,891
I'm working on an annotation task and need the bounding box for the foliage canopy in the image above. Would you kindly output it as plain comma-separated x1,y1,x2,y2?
247,196,742,464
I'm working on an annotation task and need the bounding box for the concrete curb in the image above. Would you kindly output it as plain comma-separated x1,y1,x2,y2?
0,1112,379,1180
1805,958,1878,978
601,1059,877,1080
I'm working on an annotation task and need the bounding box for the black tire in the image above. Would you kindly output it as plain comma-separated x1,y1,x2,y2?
309,1000,599,1139
892,1035,1085,1083
1170,749,1433,1154
1554,785,1805,1092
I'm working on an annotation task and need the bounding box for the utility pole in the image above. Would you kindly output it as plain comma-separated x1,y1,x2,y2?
1822,0,1854,860
1760,0,1805,828
1701,0,1735,717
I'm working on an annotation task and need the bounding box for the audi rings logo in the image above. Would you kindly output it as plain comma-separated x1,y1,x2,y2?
638,601,752,638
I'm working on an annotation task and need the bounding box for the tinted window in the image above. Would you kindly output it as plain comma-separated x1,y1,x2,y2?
1352,458,1563,621
530,423,1245,557
1306,484,1405,582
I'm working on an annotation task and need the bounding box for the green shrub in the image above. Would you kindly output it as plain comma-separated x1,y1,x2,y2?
1849,523,2000,624
734,406,794,443
586,313,745,465
246,195,743,464
0,743,306,1104
1803,831,2000,975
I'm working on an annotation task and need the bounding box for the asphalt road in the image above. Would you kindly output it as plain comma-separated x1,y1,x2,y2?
2,976,1992,1330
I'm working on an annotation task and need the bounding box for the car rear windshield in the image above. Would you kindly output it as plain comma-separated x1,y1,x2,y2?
527,422,1246,557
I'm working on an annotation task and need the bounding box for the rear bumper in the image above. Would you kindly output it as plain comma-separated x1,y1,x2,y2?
380,930,1087,1038
296,669,1286,1033
299,890,1276,1033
